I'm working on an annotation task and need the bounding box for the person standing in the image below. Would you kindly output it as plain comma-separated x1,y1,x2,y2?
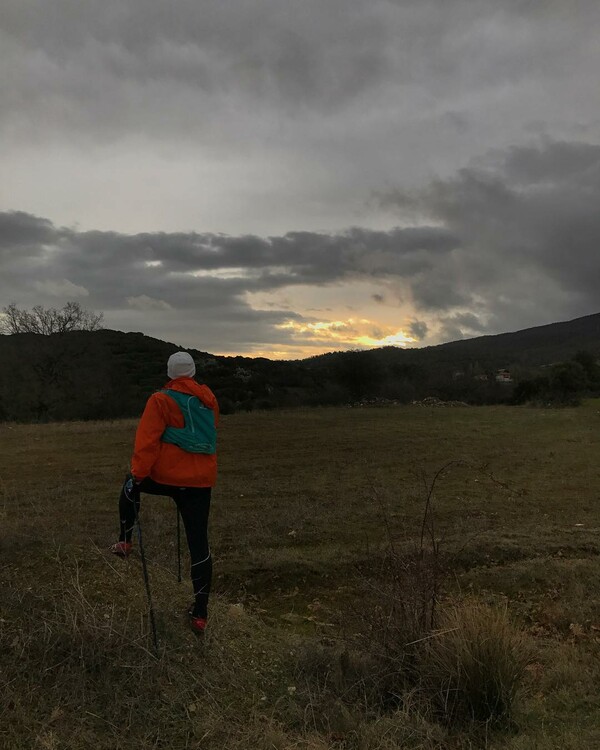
111,351,219,634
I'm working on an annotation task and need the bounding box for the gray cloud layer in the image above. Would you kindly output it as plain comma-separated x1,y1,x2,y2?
4,1,599,129
3,1,600,236
1,139,599,352
381,140,600,336
2,2,599,351
0,210,458,350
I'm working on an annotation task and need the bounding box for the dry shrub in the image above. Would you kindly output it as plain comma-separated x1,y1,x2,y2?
357,466,457,686
295,641,384,704
354,697,447,750
365,550,440,649
418,601,533,726
0,551,297,749
291,598,532,743
346,543,446,717
1,554,532,749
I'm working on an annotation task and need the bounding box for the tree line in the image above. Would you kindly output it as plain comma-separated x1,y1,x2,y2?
1,303,599,422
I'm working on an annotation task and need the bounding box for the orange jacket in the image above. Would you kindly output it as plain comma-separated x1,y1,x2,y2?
131,377,219,487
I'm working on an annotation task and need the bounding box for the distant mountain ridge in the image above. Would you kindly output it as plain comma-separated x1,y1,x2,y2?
373,311,600,369
1,311,599,421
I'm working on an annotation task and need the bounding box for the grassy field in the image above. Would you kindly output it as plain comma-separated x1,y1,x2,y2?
1,402,600,748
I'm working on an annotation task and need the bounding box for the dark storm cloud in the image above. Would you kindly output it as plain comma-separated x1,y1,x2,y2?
437,312,488,342
0,211,57,249
0,210,460,350
2,137,599,350
408,320,428,341
4,0,600,248
3,0,600,143
0,212,458,293
0,0,393,141
380,140,600,331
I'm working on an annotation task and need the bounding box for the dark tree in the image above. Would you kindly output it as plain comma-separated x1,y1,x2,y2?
573,350,600,387
334,350,383,400
550,361,588,398
1,301,104,335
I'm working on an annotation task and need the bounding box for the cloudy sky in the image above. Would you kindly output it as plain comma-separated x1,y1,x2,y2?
1,1,599,357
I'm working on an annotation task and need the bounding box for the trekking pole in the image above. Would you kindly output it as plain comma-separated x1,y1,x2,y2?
129,480,159,655
176,506,182,583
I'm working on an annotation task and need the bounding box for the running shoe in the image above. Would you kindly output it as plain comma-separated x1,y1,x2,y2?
187,604,207,634
110,541,133,558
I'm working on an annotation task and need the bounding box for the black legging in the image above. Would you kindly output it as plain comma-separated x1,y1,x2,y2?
119,477,212,619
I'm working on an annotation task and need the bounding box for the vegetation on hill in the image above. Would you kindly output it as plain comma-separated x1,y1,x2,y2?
514,350,600,406
0,311,599,421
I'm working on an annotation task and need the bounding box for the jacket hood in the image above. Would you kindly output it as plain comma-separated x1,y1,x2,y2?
163,377,218,409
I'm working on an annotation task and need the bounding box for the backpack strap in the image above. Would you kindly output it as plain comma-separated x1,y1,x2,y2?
159,389,216,454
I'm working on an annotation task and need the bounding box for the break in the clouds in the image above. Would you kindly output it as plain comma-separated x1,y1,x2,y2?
1,139,600,356
0,209,455,354
1,2,599,355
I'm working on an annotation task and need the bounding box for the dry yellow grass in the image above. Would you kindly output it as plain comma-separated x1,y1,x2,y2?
1,402,600,748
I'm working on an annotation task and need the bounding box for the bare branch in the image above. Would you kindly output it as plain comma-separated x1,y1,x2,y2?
0,301,104,335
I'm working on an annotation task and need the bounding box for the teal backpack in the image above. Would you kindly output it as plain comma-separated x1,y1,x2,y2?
159,389,217,455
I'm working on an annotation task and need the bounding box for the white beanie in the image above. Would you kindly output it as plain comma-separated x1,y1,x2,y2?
167,352,196,379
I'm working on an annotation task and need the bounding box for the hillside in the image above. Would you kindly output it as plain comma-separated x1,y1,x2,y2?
1,312,599,421
403,311,600,368
309,311,600,370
